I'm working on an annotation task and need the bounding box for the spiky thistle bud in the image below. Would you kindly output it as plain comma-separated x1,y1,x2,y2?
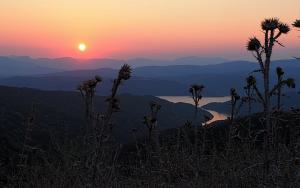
293,19,300,28
150,101,161,111
230,88,240,100
190,84,204,92
119,64,131,80
278,23,290,34
247,37,261,51
276,67,284,77
261,18,279,31
87,79,98,88
246,75,256,86
286,78,296,88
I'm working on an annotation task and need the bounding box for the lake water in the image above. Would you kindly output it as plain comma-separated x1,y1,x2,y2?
158,96,230,124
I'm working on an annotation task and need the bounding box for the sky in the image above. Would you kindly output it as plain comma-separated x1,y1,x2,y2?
0,0,299,60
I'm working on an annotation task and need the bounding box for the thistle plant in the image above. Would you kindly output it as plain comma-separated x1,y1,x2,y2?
143,101,162,162
243,75,257,114
241,75,258,139
77,75,102,135
247,18,290,169
189,84,204,118
270,67,295,110
76,65,131,186
274,67,286,110
189,84,204,155
102,64,131,137
229,88,240,123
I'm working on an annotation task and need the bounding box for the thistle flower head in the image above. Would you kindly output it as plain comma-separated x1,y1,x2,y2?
230,88,236,95
230,88,240,100
293,19,300,28
190,84,204,92
184,121,192,128
247,37,261,51
276,67,284,77
278,23,290,34
95,75,102,82
77,76,102,94
87,79,98,88
150,101,161,111
119,64,131,80
246,75,256,86
286,78,296,88
261,18,279,31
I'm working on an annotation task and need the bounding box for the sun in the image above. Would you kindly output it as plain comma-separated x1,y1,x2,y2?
78,43,87,52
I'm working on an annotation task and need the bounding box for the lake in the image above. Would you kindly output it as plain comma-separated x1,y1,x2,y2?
158,96,230,124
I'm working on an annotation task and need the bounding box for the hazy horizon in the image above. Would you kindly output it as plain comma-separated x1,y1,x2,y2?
0,54,298,62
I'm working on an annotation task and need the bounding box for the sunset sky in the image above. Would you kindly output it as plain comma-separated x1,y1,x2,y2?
0,0,299,60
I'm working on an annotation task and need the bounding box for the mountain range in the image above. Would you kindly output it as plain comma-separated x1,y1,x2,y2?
0,56,299,96
0,56,226,77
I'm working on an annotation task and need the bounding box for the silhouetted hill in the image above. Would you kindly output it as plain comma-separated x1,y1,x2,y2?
0,86,210,143
0,76,188,95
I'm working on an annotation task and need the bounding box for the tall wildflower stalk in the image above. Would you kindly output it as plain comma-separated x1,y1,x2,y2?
229,88,240,123
143,101,162,164
77,76,102,138
189,84,204,118
247,18,290,173
189,84,204,155
77,64,131,187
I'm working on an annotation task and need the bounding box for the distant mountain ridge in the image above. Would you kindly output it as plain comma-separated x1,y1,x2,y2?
0,56,299,96
0,56,227,77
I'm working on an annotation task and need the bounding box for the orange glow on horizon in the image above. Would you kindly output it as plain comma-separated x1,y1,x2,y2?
0,0,299,59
